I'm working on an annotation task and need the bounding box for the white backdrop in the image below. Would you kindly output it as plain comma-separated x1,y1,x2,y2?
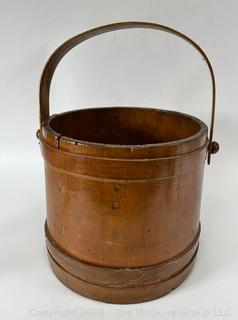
0,0,237,319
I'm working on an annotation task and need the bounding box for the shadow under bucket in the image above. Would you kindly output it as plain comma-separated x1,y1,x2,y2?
38,22,219,303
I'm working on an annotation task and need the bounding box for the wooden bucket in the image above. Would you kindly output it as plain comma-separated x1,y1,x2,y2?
38,22,219,303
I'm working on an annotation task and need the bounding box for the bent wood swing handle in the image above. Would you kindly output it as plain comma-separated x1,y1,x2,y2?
39,21,219,164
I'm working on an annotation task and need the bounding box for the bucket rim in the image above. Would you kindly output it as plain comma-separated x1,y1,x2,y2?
44,106,208,149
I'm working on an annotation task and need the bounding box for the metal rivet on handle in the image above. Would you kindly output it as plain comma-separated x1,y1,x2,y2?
210,141,220,154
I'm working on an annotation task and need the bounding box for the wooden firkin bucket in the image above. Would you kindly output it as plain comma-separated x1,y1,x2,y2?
38,22,219,303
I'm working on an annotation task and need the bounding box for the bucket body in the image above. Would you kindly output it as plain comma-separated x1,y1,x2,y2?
40,107,208,303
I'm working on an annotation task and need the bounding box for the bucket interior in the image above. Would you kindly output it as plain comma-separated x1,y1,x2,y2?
49,107,204,145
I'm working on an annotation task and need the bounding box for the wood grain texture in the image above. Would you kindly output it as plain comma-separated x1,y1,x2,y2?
39,106,208,303
47,246,198,304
